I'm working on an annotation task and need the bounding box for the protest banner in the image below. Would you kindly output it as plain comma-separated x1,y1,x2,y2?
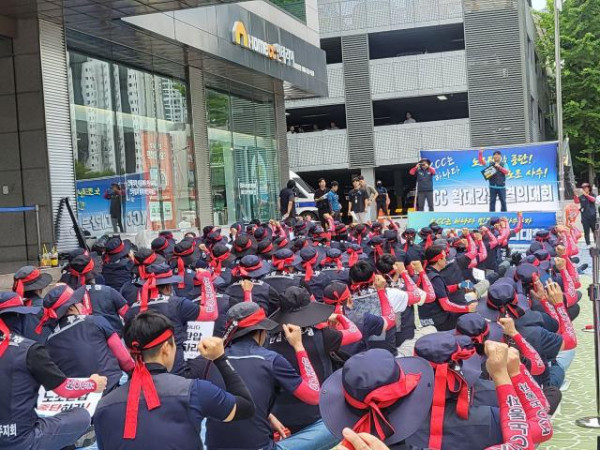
408,211,557,246
420,142,559,212
36,379,102,418
184,321,215,360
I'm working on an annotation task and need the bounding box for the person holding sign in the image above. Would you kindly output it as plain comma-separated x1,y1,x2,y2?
0,292,107,450
479,149,509,212
409,158,436,211
94,311,255,449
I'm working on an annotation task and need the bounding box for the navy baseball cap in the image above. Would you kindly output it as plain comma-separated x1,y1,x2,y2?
269,286,333,332
227,302,278,340
320,349,434,444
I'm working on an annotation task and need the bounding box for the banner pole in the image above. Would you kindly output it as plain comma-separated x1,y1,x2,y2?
576,223,600,429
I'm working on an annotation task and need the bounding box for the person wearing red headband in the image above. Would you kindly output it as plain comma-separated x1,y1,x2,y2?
0,292,48,343
421,245,477,332
125,263,203,376
0,291,107,449
68,254,129,336
343,261,410,355
12,265,53,307
264,249,311,295
40,285,134,394
226,255,281,315
151,236,174,261
308,248,349,301
95,311,255,449
120,248,164,306
171,240,201,299
102,237,135,291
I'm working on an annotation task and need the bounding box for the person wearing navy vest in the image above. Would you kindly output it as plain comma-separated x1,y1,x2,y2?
68,254,129,336
209,243,236,281
400,228,424,264
410,158,436,211
422,245,477,331
189,302,326,450
226,256,281,315
12,266,52,308
171,240,201,300
479,148,509,212
94,311,255,449
102,237,135,291
151,235,174,261
263,249,308,295
310,248,350,301
0,293,48,344
231,234,258,262
0,291,107,450
125,263,201,376
38,285,134,393
120,248,164,306
267,287,353,449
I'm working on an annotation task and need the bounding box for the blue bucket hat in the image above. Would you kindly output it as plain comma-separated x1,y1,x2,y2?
320,349,434,445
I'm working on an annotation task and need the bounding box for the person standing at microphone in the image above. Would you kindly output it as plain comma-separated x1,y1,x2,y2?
410,158,436,211
479,149,509,212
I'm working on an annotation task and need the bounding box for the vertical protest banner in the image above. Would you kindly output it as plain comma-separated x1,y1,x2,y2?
420,142,560,212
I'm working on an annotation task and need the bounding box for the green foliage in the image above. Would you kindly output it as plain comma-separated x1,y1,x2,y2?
536,0,600,182
75,160,116,180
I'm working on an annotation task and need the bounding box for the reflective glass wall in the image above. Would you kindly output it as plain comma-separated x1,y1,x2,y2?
68,52,196,236
206,80,280,226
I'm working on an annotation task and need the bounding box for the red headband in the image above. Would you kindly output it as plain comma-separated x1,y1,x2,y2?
108,242,125,255
427,252,445,264
346,248,361,268
341,370,421,446
136,253,157,280
35,287,74,334
210,251,231,277
237,308,267,328
321,255,343,271
0,294,25,357
156,240,169,252
13,269,41,297
428,345,475,450
124,329,174,439
301,254,319,282
272,255,296,272
139,271,175,311
234,239,253,252
259,243,274,255
276,238,289,248
68,259,95,287
232,262,263,278
486,293,524,319
323,287,351,314
350,274,376,292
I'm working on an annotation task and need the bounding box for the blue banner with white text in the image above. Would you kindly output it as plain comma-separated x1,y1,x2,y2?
420,142,559,212
407,211,557,245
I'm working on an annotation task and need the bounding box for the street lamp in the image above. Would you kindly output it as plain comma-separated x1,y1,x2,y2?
554,0,565,202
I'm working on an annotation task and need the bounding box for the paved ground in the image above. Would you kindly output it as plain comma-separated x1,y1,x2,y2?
541,245,600,449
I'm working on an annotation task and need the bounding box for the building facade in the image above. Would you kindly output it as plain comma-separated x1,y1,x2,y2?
285,0,551,211
0,0,327,266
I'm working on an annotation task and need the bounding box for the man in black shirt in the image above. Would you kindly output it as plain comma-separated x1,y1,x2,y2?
314,178,331,227
347,177,368,224
280,180,297,222
104,183,124,233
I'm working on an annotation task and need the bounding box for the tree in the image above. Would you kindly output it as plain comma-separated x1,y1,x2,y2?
535,0,600,185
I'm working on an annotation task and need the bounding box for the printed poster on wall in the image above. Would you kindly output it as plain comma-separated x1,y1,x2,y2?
419,142,560,212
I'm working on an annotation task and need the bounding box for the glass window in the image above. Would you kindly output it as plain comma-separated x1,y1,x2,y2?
270,0,307,22
68,52,196,236
206,86,280,226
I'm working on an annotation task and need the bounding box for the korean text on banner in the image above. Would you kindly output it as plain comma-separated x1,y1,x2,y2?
36,379,102,417
407,211,557,246
420,142,559,212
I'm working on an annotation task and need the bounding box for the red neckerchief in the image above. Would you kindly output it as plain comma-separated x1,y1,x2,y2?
372,244,384,262
35,287,74,334
301,254,319,282
139,271,175,311
13,269,41,297
341,370,421,446
346,248,361,268
0,295,25,357
428,346,476,450
68,259,95,287
124,329,174,439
